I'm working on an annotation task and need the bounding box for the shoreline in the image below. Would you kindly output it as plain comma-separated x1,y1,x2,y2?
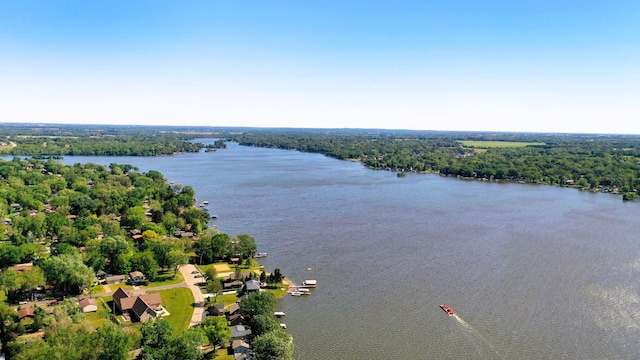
279,278,293,299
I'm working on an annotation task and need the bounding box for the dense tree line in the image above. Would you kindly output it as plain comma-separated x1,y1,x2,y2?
0,135,203,157
0,138,292,359
0,124,206,156
225,131,640,200
0,157,211,294
0,157,219,358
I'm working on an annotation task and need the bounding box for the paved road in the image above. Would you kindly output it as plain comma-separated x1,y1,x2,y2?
179,264,206,327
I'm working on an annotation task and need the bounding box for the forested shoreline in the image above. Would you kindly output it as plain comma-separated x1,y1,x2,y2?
0,156,293,360
224,131,640,200
2,123,640,201
0,124,204,156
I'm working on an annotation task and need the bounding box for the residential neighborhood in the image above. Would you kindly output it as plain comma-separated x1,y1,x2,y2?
0,158,293,359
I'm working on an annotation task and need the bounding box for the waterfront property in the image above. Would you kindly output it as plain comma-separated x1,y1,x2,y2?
243,279,261,294
231,324,252,340
38,139,640,359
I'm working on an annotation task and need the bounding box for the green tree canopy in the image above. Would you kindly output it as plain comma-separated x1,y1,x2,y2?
200,315,231,350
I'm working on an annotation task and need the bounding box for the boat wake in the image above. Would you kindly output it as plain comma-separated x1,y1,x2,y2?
452,314,473,330
452,314,500,357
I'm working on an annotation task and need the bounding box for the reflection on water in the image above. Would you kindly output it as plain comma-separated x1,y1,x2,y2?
47,141,640,359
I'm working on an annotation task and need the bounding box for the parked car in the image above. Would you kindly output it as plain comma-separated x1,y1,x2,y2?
18,301,28,305
194,274,203,278
48,300,58,306
191,270,200,274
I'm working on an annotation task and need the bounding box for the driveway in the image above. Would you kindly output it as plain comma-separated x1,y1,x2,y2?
179,264,206,327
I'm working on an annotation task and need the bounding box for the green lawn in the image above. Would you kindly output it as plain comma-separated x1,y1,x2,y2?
107,283,134,291
144,271,184,288
90,284,105,294
208,293,239,307
85,297,112,329
150,287,194,335
206,348,233,360
264,283,288,299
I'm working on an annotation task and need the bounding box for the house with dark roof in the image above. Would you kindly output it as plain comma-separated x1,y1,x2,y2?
112,287,163,322
227,312,245,326
208,303,225,316
224,280,244,290
131,296,159,322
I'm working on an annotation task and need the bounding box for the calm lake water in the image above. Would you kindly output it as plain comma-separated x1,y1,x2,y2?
41,140,640,359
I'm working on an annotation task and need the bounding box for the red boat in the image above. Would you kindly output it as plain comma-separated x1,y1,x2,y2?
440,303,454,315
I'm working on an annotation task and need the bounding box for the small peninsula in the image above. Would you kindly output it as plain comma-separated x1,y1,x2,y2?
0,156,294,360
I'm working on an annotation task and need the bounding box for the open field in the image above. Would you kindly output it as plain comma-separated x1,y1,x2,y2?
460,140,545,148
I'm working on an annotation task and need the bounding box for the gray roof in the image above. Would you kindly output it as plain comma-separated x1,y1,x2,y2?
244,279,261,292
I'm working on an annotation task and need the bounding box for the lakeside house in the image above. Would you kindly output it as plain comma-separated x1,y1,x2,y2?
243,279,261,294
223,280,244,290
231,339,251,360
231,324,252,340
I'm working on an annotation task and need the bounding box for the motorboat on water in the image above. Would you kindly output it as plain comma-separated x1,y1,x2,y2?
439,303,454,315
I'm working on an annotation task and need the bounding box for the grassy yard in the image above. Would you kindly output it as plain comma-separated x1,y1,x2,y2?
90,284,105,294
204,348,233,360
149,287,194,335
207,293,240,307
107,283,134,291
144,271,184,288
264,283,289,299
85,297,113,329
197,260,262,279
196,263,231,277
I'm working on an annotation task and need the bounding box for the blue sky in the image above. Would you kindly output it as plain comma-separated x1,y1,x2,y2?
1,1,639,133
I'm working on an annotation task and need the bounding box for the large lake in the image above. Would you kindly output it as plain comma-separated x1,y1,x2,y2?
44,140,640,359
